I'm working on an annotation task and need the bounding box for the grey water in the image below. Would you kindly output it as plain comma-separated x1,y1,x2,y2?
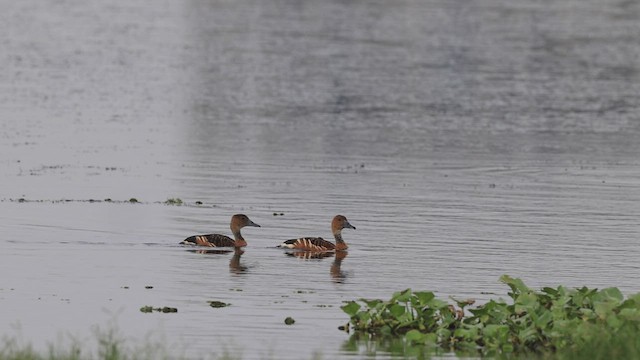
1,0,640,359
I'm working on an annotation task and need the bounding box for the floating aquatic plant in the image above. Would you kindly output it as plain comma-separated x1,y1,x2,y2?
140,306,177,313
342,275,640,356
208,301,231,308
164,198,183,205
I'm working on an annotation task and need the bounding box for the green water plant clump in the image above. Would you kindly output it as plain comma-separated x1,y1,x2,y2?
341,275,640,357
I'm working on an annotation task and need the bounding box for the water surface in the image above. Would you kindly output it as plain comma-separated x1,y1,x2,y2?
1,0,640,359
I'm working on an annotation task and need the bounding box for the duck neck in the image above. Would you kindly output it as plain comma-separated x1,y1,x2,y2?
333,230,349,250
232,229,246,247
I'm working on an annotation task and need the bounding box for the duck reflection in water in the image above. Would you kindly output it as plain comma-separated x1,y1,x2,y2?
188,248,248,274
330,251,348,283
229,248,247,274
285,250,349,283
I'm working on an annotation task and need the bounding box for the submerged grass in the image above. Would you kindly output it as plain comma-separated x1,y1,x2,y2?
0,324,258,360
0,325,174,360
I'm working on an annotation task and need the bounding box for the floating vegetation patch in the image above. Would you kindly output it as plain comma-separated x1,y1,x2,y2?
284,317,295,325
140,306,178,313
295,290,316,294
208,301,231,308
3,197,212,208
342,275,640,357
164,198,183,205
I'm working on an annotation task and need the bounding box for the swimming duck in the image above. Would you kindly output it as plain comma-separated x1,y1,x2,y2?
278,215,355,251
180,214,260,248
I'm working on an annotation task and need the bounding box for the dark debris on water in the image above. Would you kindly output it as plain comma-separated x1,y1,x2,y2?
208,301,231,308
140,306,178,313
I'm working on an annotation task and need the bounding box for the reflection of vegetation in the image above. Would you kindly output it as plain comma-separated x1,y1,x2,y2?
342,275,640,358
341,331,448,359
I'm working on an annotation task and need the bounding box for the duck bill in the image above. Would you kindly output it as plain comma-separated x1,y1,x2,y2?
248,220,261,227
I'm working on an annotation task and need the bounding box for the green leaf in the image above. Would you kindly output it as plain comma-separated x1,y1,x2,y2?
515,292,538,314
341,301,361,316
501,343,514,353
483,324,509,339
389,304,406,318
454,326,479,341
427,298,450,310
423,333,437,345
414,291,435,306
518,326,539,343
500,275,530,296
359,298,382,309
619,308,640,321
392,289,413,303
606,314,623,329
533,310,553,329
405,329,427,344
436,327,451,340
594,301,617,319
593,287,624,305
579,308,595,320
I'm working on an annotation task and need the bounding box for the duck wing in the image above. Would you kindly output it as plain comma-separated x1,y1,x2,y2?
180,234,235,247
278,237,335,251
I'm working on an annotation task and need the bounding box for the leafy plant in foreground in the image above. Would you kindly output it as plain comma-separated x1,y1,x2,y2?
341,275,640,356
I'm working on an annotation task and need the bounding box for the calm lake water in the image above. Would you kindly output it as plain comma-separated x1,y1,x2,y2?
1,0,640,359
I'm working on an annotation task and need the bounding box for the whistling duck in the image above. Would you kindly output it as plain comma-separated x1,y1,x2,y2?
180,214,260,248
278,215,355,251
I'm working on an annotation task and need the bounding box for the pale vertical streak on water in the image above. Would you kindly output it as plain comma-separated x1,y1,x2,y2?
1,0,640,359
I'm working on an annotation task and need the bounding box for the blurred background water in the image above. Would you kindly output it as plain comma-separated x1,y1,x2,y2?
1,0,640,359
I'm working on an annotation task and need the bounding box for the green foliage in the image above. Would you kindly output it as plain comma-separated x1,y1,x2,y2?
342,275,640,357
